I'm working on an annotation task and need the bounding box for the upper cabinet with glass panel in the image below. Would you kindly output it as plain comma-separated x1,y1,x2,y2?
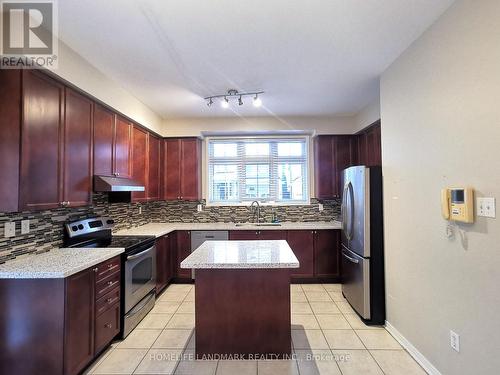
207,137,309,205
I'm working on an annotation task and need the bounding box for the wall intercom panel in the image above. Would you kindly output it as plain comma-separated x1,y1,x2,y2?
441,187,474,223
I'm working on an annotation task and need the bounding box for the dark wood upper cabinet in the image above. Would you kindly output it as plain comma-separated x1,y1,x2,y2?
314,230,340,278
93,104,115,177
357,121,381,167
19,70,64,211
131,126,148,202
63,88,93,207
180,138,202,200
148,134,161,201
0,70,21,212
163,138,201,201
114,116,132,178
163,138,181,200
314,135,357,199
314,136,335,199
64,268,95,375
287,230,314,278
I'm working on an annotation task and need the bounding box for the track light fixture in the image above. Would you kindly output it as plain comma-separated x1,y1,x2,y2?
205,89,264,109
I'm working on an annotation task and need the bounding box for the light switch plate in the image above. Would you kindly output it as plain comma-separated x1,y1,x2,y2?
21,219,30,235
4,222,15,238
318,203,324,211
197,204,203,212
477,197,496,218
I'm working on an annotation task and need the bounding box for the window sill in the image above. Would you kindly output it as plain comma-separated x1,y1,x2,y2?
205,200,311,207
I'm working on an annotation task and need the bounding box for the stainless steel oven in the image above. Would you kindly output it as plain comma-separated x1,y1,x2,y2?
123,243,156,337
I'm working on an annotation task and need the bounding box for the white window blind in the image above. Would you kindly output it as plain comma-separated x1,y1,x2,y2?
207,137,309,204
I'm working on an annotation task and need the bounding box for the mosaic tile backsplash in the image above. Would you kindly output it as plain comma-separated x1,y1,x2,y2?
0,196,340,264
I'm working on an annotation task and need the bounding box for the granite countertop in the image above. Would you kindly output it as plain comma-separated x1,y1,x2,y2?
0,248,125,279
181,240,300,269
114,221,342,238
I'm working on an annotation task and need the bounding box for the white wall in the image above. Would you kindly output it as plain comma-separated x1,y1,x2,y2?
353,98,381,133
49,41,163,134
163,116,356,137
380,0,500,374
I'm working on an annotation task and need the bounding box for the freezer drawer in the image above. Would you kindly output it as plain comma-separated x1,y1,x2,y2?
341,245,370,319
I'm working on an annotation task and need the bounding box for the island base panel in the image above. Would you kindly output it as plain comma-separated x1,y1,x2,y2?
195,268,291,359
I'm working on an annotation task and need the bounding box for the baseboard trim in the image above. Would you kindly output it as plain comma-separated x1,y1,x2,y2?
385,321,442,375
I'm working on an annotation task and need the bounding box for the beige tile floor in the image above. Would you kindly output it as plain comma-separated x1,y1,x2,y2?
86,283,426,375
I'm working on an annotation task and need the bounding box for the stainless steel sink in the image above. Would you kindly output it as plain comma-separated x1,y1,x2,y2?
234,223,282,227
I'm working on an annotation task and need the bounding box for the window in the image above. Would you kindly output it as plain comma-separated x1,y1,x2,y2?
207,137,309,204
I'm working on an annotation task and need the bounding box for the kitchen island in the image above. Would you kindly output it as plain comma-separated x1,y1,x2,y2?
181,240,299,359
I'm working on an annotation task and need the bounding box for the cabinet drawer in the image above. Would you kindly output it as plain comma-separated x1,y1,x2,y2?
95,302,120,354
95,272,120,300
96,287,120,316
95,256,121,282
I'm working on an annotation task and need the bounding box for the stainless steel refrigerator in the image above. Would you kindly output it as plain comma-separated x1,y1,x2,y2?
341,165,385,325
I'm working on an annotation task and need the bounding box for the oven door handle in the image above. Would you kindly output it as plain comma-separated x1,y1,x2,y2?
127,246,154,260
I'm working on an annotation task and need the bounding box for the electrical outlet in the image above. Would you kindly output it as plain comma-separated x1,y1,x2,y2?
21,220,30,235
450,330,460,352
318,203,324,211
477,197,495,218
197,204,203,212
4,222,15,238
138,206,142,215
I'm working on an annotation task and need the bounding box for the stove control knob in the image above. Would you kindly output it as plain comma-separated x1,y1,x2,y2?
72,225,78,232
106,219,115,225
78,224,84,230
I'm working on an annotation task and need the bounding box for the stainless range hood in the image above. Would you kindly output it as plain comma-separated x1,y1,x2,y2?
94,176,145,192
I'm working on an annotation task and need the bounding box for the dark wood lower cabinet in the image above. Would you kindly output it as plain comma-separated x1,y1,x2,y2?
176,231,192,280
156,234,173,293
287,230,315,279
64,268,95,375
0,257,121,375
314,230,340,278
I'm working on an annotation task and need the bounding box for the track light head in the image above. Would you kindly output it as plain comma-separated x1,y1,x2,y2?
207,98,213,107
221,97,229,108
238,95,243,106
253,94,262,108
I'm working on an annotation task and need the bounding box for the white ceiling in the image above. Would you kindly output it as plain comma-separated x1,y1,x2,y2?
58,0,454,118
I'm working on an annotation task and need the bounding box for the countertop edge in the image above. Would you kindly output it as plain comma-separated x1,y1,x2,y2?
0,248,125,279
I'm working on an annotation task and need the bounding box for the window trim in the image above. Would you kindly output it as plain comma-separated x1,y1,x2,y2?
204,135,311,206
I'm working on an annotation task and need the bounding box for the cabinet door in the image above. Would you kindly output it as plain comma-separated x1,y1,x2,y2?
229,230,259,240
287,230,314,278
94,303,120,355
164,138,181,200
314,230,340,278
156,235,170,293
93,104,114,177
176,231,192,279
64,268,95,375
180,138,201,200
63,88,93,207
366,124,381,166
258,230,287,240
357,132,367,166
131,126,148,202
314,136,334,199
114,116,132,178
333,136,357,197
0,70,21,212
148,134,161,201
20,70,63,211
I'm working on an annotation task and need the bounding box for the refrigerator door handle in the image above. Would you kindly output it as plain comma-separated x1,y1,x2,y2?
341,184,348,230
346,182,355,240
342,249,359,264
